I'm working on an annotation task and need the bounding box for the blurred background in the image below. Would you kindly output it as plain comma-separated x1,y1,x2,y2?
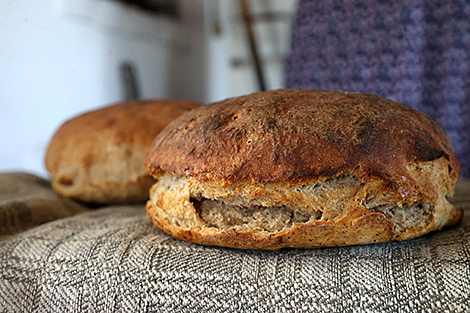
1,0,298,177
2,0,469,178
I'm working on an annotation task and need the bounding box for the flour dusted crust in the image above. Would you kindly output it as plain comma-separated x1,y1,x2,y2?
144,90,462,249
45,99,199,204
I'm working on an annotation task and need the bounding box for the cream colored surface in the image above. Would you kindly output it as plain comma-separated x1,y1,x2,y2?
50,142,156,204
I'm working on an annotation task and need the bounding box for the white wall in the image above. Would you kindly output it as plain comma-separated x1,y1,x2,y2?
223,0,298,96
0,0,298,177
0,0,209,177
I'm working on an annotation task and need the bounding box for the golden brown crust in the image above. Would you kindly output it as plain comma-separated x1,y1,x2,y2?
145,90,460,188
45,99,199,204
143,89,462,249
156,206,461,250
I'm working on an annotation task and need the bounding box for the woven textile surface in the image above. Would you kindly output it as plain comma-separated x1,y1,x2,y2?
1,179,470,312
285,0,470,178
0,172,88,241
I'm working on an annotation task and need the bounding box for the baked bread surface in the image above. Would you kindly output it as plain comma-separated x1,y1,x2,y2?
46,99,199,204
145,90,462,249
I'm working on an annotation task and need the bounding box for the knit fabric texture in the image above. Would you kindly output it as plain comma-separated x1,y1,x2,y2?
285,0,470,177
0,174,469,312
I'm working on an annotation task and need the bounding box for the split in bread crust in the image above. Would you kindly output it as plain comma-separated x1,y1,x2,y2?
146,156,461,250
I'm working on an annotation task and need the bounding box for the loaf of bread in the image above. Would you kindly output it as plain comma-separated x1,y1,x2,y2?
144,90,462,249
45,99,199,204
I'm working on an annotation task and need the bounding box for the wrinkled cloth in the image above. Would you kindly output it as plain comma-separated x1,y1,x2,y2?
0,172,88,240
1,175,469,312
286,0,470,177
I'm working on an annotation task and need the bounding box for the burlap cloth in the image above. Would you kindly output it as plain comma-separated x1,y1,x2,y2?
0,173,88,241
1,173,469,312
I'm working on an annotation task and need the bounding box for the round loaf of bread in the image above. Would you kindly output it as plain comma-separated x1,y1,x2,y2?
144,90,462,250
45,99,199,204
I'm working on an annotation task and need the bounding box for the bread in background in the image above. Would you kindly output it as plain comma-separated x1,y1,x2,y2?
45,99,199,204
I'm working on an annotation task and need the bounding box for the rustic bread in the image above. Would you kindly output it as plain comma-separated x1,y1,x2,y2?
144,89,462,250
45,99,199,204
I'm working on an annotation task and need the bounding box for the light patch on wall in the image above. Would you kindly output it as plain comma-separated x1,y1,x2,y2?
59,0,180,43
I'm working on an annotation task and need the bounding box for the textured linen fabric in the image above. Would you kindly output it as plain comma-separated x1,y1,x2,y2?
1,181,469,312
0,172,89,240
285,0,470,178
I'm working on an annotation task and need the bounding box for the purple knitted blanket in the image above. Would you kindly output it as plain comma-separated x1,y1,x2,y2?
286,0,470,177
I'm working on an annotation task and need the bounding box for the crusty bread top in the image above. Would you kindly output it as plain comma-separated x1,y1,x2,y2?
145,89,459,188
46,99,199,175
